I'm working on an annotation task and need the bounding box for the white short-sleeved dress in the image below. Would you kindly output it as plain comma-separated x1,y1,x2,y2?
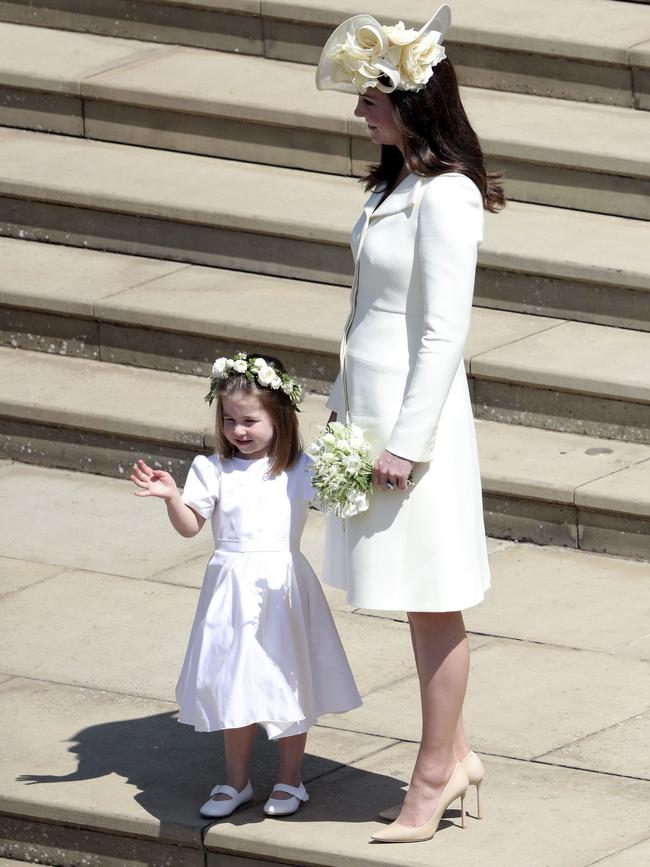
176,451,361,739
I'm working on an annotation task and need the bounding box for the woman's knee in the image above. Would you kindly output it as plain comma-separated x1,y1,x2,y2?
407,610,462,626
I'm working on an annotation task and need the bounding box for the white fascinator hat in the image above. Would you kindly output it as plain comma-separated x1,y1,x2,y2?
315,5,452,95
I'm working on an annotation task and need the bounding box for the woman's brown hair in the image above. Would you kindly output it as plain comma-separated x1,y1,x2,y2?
363,58,505,213
214,354,302,476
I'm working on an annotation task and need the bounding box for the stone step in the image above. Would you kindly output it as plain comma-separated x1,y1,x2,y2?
1,129,649,329
2,25,650,220
1,346,649,558
2,237,650,445
0,0,648,109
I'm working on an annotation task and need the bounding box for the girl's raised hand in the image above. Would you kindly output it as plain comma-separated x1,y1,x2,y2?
131,459,179,500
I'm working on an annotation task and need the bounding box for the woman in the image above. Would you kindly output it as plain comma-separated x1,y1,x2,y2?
315,5,505,844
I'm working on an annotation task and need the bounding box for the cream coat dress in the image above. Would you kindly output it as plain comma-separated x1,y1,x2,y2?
322,171,491,612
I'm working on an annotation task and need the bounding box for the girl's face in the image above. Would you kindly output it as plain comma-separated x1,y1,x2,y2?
354,87,403,149
221,391,275,460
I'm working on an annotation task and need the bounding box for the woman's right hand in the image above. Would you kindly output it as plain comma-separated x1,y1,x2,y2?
130,459,179,500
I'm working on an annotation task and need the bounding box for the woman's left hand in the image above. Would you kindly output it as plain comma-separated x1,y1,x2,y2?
373,450,414,491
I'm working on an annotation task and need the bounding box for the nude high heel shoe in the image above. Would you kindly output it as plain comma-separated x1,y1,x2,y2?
462,750,485,819
371,762,469,843
378,750,485,822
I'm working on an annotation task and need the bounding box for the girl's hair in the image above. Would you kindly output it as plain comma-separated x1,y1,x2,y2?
214,354,302,476
362,58,505,213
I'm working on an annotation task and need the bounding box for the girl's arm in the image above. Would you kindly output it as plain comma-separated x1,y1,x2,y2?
130,459,205,537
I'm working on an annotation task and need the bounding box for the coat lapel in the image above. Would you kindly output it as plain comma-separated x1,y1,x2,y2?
366,173,423,220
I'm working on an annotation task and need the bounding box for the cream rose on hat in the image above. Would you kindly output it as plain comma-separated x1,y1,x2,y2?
316,5,451,95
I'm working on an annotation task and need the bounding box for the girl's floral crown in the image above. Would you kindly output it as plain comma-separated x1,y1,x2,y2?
205,352,303,409
315,5,451,95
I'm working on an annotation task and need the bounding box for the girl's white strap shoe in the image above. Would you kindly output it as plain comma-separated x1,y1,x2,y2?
199,780,253,818
263,782,310,817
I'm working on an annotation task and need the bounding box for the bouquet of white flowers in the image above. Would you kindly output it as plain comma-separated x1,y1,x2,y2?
307,421,375,518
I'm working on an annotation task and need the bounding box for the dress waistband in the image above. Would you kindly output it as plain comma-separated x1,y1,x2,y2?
215,539,301,554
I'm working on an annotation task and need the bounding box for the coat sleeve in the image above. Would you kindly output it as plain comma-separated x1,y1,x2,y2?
325,371,344,417
385,174,483,463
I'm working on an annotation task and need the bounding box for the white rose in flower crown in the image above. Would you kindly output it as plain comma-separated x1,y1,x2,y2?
232,358,248,373
257,365,276,386
270,375,282,389
251,357,266,369
401,33,446,88
281,380,293,395
212,357,227,376
225,358,235,369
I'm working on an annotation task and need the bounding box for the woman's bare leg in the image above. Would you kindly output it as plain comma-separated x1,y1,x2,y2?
212,723,256,800
408,616,472,765
454,712,471,761
397,611,469,827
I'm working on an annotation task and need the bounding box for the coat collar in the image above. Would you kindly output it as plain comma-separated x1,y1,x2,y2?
364,173,424,219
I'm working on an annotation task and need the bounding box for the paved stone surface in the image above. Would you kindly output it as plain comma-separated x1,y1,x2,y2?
266,0,650,63
0,568,202,700
540,710,650,780
476,419,649,504
204,745,650,867
0,463,212,577
463,544,650,653
472,319,650,402
0,21,162,94
0,462,647,865
322,639,650,761
577,458,650,518
96,262,348,355
0,676,393,841
593,838,650,866
0,556,63,597
0,236,185,317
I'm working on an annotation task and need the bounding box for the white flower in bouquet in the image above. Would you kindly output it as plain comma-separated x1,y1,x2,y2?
308,421,375,518
344,453,362,474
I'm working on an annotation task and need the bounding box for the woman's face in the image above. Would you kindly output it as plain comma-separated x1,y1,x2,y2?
354,87,403,149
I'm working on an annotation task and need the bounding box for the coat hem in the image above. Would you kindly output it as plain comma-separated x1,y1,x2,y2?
344,581,491,614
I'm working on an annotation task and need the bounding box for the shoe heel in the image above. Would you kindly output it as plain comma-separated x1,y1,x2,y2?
460,792,466,829
475,780,482,820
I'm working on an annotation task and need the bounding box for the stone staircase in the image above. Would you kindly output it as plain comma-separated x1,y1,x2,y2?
1,4,650,866
1,2,650,562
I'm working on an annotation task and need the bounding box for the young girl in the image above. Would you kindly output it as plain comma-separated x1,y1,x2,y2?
130,352,361,819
